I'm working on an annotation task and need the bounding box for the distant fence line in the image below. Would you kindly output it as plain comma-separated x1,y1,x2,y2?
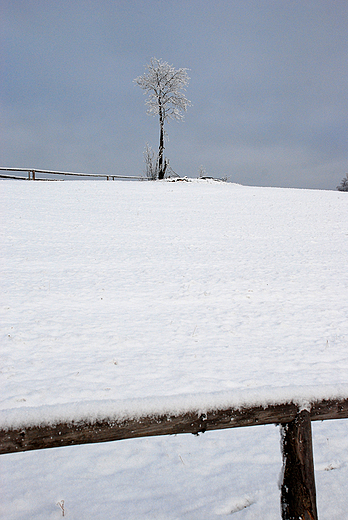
0,167,227,182
0,167,145,181
1,397,348,519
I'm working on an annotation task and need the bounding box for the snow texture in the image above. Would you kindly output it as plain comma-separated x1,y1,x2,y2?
2,180,348,427
1,180,348,519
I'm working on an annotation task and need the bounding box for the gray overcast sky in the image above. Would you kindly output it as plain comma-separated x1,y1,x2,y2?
1,0,348,189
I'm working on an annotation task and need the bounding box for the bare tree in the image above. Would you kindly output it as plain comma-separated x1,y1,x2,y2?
198,165,207,178
135,58,191,180
337,173,348,192
143,143,158,180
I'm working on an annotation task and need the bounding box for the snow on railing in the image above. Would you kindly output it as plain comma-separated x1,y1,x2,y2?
1,397,348,519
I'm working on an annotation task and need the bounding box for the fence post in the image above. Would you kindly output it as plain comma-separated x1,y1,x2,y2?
280,410,318,520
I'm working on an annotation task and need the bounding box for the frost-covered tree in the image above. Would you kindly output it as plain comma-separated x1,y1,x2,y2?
337,174,348,192
135,58,191,180
143,143,158,180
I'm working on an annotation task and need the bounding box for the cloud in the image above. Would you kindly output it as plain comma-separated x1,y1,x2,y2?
1,0,348,189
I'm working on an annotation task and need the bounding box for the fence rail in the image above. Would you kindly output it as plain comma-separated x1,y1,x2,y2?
1,397,348,519
0,167,144,181
1,398,348,454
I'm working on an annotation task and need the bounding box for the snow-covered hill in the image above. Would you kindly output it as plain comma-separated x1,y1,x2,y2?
1,180,348,519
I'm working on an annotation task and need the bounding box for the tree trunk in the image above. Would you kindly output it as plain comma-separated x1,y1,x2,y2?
280,410,318,520
158,107,165,180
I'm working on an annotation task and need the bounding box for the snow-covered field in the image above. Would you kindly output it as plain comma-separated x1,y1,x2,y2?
1,180,348,519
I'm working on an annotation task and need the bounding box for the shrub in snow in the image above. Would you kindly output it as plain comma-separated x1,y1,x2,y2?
337,174,348,191
143,143,158,180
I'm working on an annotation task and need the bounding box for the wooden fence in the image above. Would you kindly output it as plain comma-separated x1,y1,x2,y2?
0,166,144,181
1,397,348,519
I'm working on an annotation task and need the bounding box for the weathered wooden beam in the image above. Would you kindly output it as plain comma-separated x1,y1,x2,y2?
280,410,318,520
1,398,348,455
0,402,297,455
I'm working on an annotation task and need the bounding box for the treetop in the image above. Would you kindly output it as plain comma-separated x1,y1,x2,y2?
134,57,191,121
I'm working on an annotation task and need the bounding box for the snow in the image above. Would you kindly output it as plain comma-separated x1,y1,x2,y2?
2,384,348,431
2,421,348,519
1,180,348,518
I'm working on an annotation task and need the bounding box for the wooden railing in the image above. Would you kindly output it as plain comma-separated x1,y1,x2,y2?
1,397,348,519
0,166,144,181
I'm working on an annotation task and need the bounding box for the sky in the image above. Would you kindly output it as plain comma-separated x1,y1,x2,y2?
1,0,348,189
